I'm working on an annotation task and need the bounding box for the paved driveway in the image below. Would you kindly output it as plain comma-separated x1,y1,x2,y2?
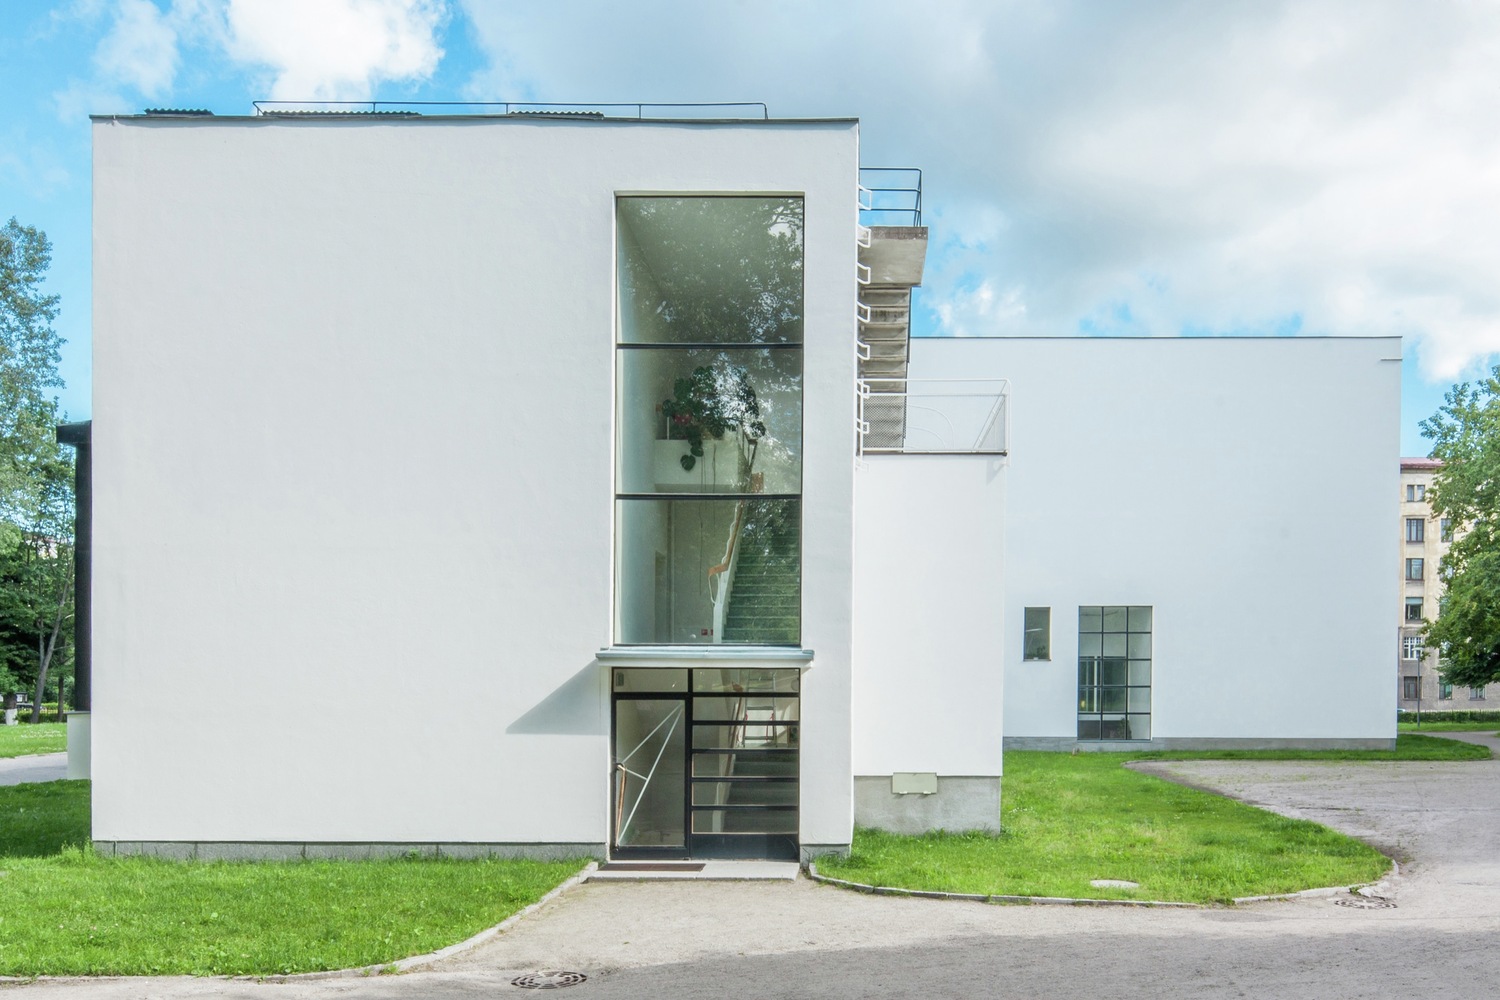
12,733,1500,999
0,752,66,786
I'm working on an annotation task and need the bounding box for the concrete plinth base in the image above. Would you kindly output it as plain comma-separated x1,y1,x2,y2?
93,840,607,861
854,775,1001,835
66,711,91,779
1003,736,1397,752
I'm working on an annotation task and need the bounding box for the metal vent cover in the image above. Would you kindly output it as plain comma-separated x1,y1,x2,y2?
512,971,588,989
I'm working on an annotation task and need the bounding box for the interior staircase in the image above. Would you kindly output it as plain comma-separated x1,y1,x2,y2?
722,502,800,644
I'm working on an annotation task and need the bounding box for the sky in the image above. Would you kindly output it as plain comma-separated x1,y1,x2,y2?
4,1,1499,456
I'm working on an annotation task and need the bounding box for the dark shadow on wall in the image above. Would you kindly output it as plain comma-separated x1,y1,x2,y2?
505,661,606,736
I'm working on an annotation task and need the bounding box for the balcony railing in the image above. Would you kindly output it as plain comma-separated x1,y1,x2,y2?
858,167,923,227
857,378,1009,456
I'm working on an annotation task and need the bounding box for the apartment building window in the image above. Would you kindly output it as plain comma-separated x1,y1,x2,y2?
1472,687,1487,701
1402,676,1420,700
1023,607,1051,661
1405,558,1424,582
1439,680,1453,700
1406,483,1426,502
1406,518,1425,543
1405,597,1424,622
1077,606,1151,741
1441,518,1453,542
1402,635,1423,660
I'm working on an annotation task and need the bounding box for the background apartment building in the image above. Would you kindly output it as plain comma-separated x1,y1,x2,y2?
1399,457,1489,711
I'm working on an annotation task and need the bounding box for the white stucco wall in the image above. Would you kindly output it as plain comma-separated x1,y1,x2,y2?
851,456,1005,775
910,336,1399,743
91,116,858,846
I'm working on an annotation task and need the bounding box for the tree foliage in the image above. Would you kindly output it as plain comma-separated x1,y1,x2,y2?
0,218,72,701
1420,368,1500,687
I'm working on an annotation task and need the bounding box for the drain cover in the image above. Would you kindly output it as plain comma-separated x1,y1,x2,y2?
513,971,588,989
1334,894,1397,910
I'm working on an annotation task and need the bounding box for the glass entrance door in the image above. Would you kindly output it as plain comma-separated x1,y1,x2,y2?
611,668,800,860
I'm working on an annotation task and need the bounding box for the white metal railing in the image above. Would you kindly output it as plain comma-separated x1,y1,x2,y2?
856,378,1010,456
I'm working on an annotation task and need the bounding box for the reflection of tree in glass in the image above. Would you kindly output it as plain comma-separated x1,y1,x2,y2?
663,363,766,475
620,198,803,344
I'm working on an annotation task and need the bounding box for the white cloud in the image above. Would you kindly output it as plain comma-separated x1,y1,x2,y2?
459,0,1500,379
93,0,179,97
223,0,448,101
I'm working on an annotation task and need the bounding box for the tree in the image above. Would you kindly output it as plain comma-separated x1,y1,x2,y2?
0,218,72,710
1420,367,1500,687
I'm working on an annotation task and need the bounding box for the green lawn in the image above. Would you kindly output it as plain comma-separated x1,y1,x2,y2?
815,743,1474,904
0,781,584,976
1398,720,1500,734
0,722,66,758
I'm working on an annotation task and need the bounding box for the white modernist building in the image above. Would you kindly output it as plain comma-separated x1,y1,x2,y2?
87,108,1398,861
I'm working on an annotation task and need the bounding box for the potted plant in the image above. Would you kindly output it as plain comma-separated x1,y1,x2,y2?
662,364,766,474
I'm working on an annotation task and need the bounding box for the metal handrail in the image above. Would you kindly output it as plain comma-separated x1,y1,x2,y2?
858,167,923,226
252,100,770,119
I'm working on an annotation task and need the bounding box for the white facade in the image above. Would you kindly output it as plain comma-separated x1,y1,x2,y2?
90,112,1399,860
908,336,1399,748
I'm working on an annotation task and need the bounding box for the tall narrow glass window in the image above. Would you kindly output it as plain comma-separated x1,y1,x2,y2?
1077,606,1151,740
615,197,804,645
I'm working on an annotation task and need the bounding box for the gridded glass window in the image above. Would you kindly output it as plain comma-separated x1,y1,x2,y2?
1402,635,1424,660
1023,607,1051,660
1406,518,1425,543
1077,606,1150,741
1406,558,1424,582
1405,597,1424,623
1402,676,1420,700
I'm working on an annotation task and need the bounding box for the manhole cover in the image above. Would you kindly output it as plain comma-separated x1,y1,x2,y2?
512,971,588,989
1090,879,1139,889
1333,894,1397,910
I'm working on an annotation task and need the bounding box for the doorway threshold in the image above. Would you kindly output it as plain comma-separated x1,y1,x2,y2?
586,860,799,882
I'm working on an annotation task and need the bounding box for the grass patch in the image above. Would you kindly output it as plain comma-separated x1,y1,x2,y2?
818,750,1395,904
1135,732,1489,762
0,723,66,758
0,782,584,976
1398,720,1500,734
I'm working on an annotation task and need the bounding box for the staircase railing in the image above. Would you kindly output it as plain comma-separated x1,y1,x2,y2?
708,500,749,644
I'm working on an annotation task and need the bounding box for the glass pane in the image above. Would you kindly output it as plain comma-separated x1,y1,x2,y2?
1077,718,1102,740
692,668,799,693
693,696,799,723
693,751,797,777
1102,633,1127,657
1079,607,1102,633
693,723,798,749
614,700,686,849
1128,606,1152,631
1078,657,1099,686
1078,634,1103,658
1102,606,1128,631
1128,659,1152,684
1128,633,1151,658
1126,714,1152,740
1023,607,1051,660
1101,687,1128,712
618,197,804,345
691,808,798,834
1078,685,1098,712
692,781,798,807
613,669,688,693
1128,687,1151,712
1100,658,1127,686
617,348,802,494
616,498,799,645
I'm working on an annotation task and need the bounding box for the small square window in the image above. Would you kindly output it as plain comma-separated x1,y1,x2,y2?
1402,676,1420,700
1023,607,1051,661
1405,597,1424,623
1402,635,1423,660
1406,558,1424,582
1406,518,1425,543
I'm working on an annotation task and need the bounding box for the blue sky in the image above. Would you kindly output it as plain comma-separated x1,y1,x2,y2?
4,1,1497,455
